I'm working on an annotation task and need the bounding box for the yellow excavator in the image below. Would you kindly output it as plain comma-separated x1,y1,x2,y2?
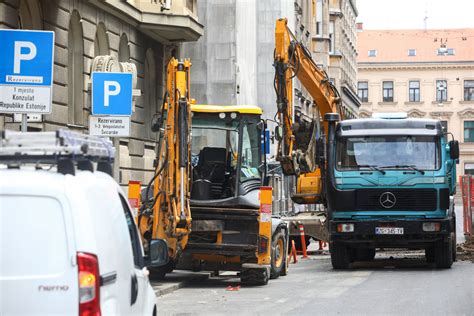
273,18,345,245
137,58,288,285
274,17,344,204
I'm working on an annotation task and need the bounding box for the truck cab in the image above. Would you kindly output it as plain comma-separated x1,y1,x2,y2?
325,113,459,269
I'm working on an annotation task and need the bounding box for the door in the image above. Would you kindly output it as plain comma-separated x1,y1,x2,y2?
0,195,78,315
119,194,154,314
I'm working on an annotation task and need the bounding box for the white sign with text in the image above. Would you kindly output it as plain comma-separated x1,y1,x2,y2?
89,116,130,137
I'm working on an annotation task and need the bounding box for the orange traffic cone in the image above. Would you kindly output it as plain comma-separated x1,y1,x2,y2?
299,224,308,258
289,240,298,263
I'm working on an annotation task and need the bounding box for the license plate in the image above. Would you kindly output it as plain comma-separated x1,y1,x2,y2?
375,227,404,235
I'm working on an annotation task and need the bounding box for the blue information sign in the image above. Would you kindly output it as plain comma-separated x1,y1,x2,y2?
92,72,133,116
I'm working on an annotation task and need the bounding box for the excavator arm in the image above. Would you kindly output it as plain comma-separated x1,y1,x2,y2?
139,58,192,262
274,18,343,204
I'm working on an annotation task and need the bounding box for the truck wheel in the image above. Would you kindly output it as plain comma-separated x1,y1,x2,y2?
434,233,454,269
330,242,351,269
452,218,457,262
241,268,269,286
425,247,435,263
270,230,286,279
355,248,376,261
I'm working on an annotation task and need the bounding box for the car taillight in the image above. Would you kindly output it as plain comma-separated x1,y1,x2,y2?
77,252,101,316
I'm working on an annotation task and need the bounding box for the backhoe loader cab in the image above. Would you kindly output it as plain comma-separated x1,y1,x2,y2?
190,104,263,202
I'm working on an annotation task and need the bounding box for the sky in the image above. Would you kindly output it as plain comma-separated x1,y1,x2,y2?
356,0,474,30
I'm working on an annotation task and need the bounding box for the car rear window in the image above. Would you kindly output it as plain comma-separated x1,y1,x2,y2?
0,196,69,276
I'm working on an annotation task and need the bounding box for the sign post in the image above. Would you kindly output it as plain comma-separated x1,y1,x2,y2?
0,30,54,132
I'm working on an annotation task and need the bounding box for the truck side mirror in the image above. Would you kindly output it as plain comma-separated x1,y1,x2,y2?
449,140,459,160
147,239,169,267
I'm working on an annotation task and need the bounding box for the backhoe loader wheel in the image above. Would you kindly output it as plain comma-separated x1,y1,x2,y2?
270,230,286,279
330,242,351,269
240,268,269,286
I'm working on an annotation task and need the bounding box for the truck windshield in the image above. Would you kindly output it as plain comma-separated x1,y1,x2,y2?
336,135,440,171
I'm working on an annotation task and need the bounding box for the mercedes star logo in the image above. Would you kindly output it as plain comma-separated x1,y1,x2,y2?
379,192,396,209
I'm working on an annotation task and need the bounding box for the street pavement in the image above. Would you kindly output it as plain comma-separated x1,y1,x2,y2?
156,253,473,316
154,206,473,315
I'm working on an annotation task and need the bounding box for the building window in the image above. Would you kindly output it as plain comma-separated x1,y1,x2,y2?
382,81,393,102
440,120,448,141
329,21,335,53
119,33,130,62
316,0,323,36
68,10,84,126
447,48,455,55
436,80,448,102
465,163,474,175
464,80,474,101
357,81,368,102
186,0,194,11
368,50,377,57
464,121,474,142
409,80,420,102
408,49,416,56
94,23,110,56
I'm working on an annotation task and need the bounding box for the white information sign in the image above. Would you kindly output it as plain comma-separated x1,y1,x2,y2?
89,116,130,137
0,30,54,114
14,113,42,122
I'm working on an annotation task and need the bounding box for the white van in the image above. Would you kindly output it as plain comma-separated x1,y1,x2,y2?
0,130,168,315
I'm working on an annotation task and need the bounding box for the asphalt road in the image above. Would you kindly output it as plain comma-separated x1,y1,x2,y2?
156,206,473,315
156,253,473,316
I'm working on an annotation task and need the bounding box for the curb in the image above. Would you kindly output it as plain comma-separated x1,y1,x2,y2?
152,272,214,297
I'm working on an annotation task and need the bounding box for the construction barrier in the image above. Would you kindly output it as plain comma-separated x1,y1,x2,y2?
128,180,141,222
299,224,309,258
459,175,473,236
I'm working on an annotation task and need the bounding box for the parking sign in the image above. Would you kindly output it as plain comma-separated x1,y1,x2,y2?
92,72,133,116
0,29,54,114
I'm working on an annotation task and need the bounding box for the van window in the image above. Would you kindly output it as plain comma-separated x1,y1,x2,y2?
1,196,68,276
119,194,143,268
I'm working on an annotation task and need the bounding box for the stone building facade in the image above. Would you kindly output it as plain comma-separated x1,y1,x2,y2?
357,28,474,176
299,0,360,118
0,0,202,187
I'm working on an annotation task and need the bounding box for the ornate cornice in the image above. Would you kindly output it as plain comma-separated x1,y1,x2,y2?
407,109,427,118
358,110,372,118
458,108,474,118
430,111,453,118
358,62,474,71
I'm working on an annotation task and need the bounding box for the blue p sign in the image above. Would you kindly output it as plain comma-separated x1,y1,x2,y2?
92,72,133,116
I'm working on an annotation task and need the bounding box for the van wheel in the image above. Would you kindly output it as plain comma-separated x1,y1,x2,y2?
270,230,286,279
241,268,269,286
330,242,351,269
434,233,454,269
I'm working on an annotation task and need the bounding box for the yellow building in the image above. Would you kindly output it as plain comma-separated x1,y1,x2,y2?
357,27,474,175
